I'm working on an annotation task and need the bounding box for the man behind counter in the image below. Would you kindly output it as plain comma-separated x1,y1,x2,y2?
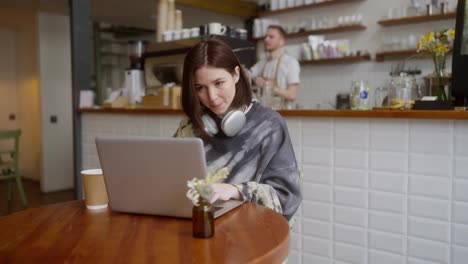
250,25,300,109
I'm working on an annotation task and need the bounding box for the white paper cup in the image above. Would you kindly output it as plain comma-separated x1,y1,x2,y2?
81,169,108,209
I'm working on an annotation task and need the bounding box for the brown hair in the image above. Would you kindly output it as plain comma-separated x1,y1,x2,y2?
181,39,252,138
267,25,287,39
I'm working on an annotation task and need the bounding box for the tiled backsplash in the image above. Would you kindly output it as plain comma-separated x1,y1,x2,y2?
82,113,468,264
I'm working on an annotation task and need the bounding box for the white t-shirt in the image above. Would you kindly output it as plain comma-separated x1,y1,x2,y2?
250,52,301,91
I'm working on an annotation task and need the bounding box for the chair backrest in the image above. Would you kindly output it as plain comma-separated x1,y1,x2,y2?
0,130,21,164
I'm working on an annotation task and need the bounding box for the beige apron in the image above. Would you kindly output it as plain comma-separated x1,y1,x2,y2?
260,54,285,109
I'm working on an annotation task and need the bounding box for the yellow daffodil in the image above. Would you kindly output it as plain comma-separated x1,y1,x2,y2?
437,45,447,54
418,29,454,54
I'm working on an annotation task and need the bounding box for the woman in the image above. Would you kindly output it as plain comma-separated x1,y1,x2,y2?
174,39,301,221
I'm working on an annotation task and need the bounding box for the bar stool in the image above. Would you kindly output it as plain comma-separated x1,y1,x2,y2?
0,130,27,207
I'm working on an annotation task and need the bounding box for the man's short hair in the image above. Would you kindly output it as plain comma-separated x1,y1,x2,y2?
267,25,286,39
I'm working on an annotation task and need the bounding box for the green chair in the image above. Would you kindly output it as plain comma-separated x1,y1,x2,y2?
0,130,27,207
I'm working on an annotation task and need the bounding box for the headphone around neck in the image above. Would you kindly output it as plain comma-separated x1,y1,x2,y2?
201,102,254,137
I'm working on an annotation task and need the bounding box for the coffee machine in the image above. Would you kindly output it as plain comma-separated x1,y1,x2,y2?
124,40,147,104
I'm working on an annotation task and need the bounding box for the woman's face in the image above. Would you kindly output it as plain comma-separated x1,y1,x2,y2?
194,65,240,116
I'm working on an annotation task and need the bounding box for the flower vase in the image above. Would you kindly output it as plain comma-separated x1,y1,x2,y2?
431,54,450,101
192,198,214,238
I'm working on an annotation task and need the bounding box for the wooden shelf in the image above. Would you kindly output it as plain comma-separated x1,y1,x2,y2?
377,12,456,26
300,54,371,65
253,24,366,41
254,0,364,17
375,49,417,62
375,49,452,62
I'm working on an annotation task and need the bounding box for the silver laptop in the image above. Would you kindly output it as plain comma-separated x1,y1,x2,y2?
95,136,243,218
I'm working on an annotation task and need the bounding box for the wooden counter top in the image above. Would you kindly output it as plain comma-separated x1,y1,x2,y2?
78,108,468,120
0,200,289,263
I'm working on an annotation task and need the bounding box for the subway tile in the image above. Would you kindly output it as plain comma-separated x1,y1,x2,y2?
454,120,468,134
452,245,468,264
409,154,451,178
160,117,181,137
453,224,468,247
334,130,368,150
370,171,406,193
453,202,468,224
291,233,301,250
303,147,333,166
144,120,162,137
302,219,331,239
454,157,468,179
335,149,368,169
302,237,331,257
335,118,369,131
302,254,330,264
409,132,451,155
293,146,302,163
303,129,332,147
333,243,366,264
303,183,331,203
454,134,468,157
302,165,332,184
408,175,450,199
409,197,450,221
334,168,367,188
371,119,408,132
408,238,449,264
292,217,301,233
370,131,408,152
368,249,405,264
334,206,367,228
334,224,366,246
334,187,367,208
285,118,301,146
369,230,405,254
369,211,405,234
285,117,301,128
407,257,440,264
370,151,407,173
288,251,301,264
454,180,468,202
369,191,405,214
410,119,451,133
302,201,331,221
408,217,450,243
302,118,333,130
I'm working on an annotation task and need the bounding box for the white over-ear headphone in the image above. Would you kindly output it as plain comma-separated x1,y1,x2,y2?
201,102,254,137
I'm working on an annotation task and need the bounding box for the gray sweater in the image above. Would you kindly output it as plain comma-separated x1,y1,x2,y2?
174,102,302,220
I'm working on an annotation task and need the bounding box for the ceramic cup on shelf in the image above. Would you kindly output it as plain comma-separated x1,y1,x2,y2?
181,28,191,39
190,27,200,37
173,30,182,40
163,30,173,42
208,22,226,35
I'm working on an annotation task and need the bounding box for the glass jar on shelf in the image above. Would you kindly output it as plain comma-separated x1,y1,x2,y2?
388,73,419,109
349,80,371,110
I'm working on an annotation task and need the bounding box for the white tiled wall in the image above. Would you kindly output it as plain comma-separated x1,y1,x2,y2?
82,114,468,264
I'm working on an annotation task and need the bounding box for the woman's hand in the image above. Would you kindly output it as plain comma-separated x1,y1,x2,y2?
209,183,242,204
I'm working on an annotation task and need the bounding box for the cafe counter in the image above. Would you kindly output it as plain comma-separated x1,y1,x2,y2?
79,107,468,264
78,107,468,119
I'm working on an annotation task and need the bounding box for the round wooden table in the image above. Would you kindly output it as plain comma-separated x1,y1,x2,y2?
0,200,290,263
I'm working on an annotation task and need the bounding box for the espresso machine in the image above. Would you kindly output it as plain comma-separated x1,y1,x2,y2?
124,40,147,104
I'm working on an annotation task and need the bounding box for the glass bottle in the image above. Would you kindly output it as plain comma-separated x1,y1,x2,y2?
192,198,214,238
